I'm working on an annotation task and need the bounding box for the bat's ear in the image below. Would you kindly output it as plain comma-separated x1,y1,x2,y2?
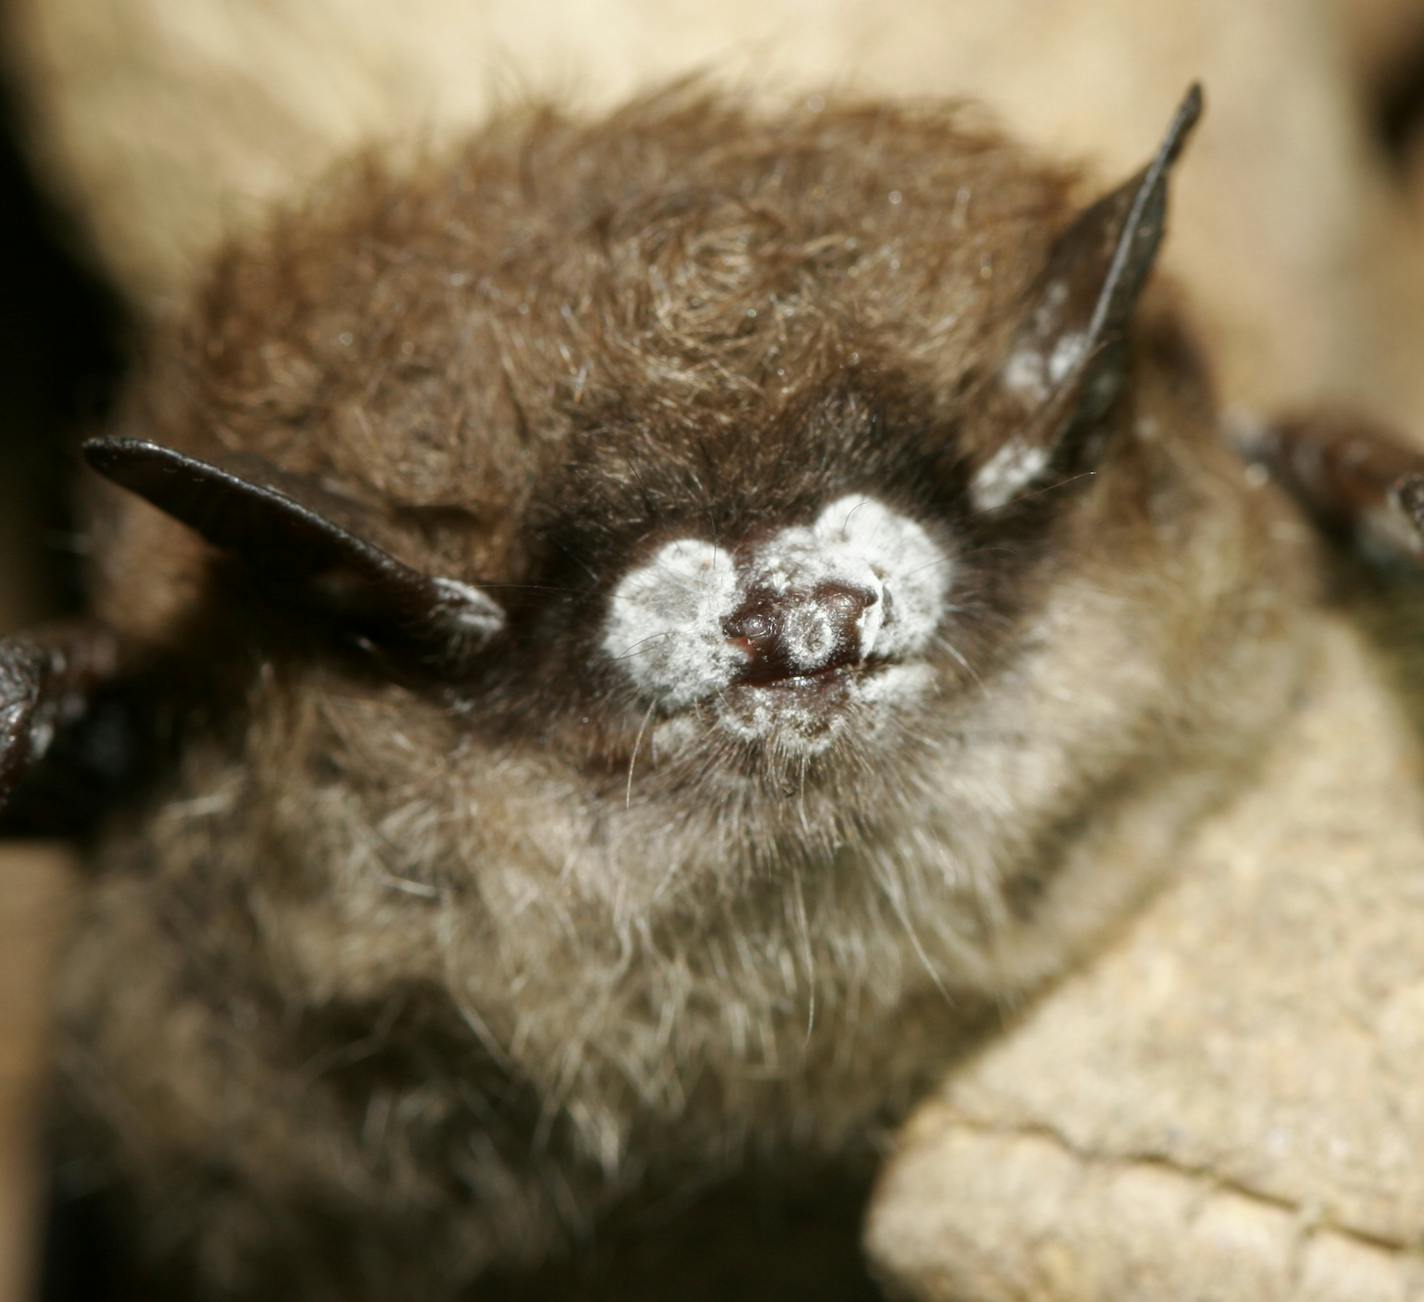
1,621,123,820
969,84,1203,512
4,441,505,826
83,439,506,656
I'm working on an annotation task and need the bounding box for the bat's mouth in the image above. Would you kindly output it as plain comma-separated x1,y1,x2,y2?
712,656,930,755
749,658,877,692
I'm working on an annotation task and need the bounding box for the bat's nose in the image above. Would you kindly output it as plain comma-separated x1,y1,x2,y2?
723,580,881,685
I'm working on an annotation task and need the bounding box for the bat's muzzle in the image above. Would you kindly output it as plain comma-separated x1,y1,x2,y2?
723,579,882,686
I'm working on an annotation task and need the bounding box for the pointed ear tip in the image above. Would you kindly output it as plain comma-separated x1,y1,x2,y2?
1182,82,1205,126
80,438,130,483
1164,83,1205,161
82,438,183,485
81,436,142,469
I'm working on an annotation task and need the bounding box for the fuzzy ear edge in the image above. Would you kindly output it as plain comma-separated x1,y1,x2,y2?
969,84,1204,513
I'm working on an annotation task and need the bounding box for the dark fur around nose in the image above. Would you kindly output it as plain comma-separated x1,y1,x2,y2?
722,581,878,685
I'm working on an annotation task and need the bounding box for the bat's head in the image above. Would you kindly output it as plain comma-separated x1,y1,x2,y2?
52,84,1308,990
17,84,1329,1182
85,86,1202,776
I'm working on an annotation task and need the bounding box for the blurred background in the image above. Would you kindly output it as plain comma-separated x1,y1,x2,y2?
0,13,122,1301
1,0,1424,1296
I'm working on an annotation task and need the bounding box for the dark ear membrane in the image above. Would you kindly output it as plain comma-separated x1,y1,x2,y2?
83,439,505,655
0,622,122,817
1233,413,1424,562
970,83,1203,511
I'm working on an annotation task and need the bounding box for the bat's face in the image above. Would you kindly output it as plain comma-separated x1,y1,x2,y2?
77,86,1305,1010
96,93,1094,809
493,374,1000,822
36,91,1324,1215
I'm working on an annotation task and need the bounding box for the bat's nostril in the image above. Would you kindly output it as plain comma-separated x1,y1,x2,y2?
817,581,877,619
739,612,775,640
725,581,879,684
722,597,779,644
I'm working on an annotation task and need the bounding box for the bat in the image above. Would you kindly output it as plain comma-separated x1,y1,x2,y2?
4,80,1415,1298
1231,411,1424,564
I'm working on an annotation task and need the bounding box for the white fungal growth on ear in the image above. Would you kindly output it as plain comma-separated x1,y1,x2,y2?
1001,349,1050,403
430,576,506,642
601,539,742,709
603,495,951,722
1048,331,1088,385
971,440,1051,512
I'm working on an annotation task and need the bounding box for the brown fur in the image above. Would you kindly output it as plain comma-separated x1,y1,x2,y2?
57,86,1318,1297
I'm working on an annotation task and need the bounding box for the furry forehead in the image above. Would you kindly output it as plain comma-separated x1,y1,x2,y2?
165,86,1072,531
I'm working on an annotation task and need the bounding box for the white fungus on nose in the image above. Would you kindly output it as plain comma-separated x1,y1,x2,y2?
602,494,951,710
600,537,742,709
